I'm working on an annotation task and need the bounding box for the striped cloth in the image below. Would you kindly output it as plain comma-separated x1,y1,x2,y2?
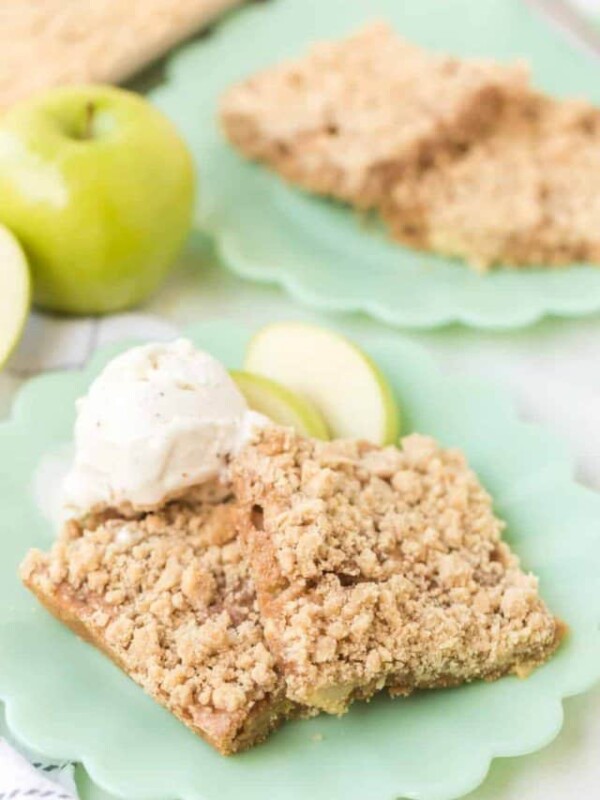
0,739,76,800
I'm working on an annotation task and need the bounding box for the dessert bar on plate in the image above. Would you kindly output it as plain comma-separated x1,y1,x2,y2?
383,94,600,269
21,484,300,755
220,22,528,209
220,18,600,273
0,0,243,110
232,427,563,714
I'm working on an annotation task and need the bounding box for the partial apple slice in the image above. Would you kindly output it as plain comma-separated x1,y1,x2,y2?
231,369,330,439
0,225,30,369
244,322,400,444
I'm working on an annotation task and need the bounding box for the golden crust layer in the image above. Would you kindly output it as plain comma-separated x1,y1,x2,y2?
232,427,564,714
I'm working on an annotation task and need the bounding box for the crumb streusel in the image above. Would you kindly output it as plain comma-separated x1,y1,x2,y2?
20,485,300,754
220,22,528,209
232,427,563,714
383,93,600,268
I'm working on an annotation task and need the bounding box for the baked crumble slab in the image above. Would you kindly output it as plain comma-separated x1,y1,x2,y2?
382,94,600,269
232,427,564,715
220,22,528,209
20,490,296,755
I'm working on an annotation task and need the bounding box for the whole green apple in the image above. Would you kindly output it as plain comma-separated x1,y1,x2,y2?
0,85,195,314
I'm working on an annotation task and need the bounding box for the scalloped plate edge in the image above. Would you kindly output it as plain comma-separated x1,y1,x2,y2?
1,324,599,800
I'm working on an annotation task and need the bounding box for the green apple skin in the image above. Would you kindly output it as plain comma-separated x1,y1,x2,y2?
0,225,31,368
0,85,195,315
245,322,401,445
231,370,330,439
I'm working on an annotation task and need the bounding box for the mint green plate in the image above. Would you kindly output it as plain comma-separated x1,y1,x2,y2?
151,0,600,330
1,321,600,800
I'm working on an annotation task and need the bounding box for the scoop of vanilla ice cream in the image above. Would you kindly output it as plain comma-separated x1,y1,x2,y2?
62,338,264,515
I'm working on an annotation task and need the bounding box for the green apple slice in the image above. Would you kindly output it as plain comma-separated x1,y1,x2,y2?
244,322,400,444
0,225,30,369
231,370,330,439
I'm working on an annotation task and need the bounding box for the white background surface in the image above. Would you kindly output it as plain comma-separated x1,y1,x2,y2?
2,245,600,800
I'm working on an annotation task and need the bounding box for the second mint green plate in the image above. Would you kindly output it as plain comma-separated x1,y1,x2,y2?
152,0,600,329
1,321,600,800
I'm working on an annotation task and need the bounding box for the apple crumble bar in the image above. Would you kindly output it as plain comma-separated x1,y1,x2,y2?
232,427,564,714
220,23,528,209
0,0,243,110
382,93,600,268
20,485,299,755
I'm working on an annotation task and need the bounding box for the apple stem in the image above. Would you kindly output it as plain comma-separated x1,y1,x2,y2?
82,102,96,140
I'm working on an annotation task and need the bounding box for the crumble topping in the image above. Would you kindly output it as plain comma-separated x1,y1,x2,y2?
221,21,600,270
384,93,600,268
232,427,562,713
21,488,290,753
0,0,243,110
220,22,528,208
